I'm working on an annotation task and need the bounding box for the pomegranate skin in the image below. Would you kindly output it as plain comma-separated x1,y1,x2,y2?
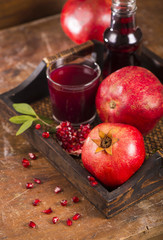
61,0,111,44
96,66,163,135
81,123,145,187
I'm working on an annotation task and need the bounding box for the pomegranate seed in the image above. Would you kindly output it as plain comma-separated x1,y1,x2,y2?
52,217,59,224
28,152,37,160
72,213,81,221
42,132,50,138
54,186,62,194
26,183,34,189
87,175,98,186
87,176,95,182
42,208,53,214
72,196,79,203
56,121,91,155
60,199,67,206
66,218,72,226
34,178,41,184
90,180,98,187
29,221,36,228
32,199,41,206
22,158,30,168
35,124,41,129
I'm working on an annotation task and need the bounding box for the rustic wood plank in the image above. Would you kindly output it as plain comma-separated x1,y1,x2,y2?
0,0,66,30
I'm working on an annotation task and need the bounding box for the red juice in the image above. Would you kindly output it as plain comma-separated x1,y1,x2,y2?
47,63,100,125
103,2,143,78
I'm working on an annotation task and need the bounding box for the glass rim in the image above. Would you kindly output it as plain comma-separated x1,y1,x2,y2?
46,60,101,90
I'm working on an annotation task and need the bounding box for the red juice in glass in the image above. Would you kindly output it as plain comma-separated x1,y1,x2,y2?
47,61,101,125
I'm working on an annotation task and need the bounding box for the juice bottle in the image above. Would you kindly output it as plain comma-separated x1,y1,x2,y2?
103,0,143,78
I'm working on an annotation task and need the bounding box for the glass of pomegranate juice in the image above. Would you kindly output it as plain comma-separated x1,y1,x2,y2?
46,58,101,126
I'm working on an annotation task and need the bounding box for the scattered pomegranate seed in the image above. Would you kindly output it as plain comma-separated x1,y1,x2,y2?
87,176,95,182
32,199,41,206
42,208,53,214
90,180,98,187
54,186,62,194
26,183,34,189
60,199,67,206
35,124,41,129
22,158,30,168
87,176,98,186
66,218,72,226
72,196,79,203
52,217,59,224
72,213,81,221
56,121,91,155
42,132,50,138
28,152,37,160
34,178,41,184
29,221,36,228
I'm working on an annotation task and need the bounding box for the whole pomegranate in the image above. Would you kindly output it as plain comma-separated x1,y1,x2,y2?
61,0,112,44
96,66,163,135
82,123,145,187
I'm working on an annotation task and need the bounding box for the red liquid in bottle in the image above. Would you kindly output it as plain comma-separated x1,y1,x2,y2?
103,6,143,78
47,64,100,125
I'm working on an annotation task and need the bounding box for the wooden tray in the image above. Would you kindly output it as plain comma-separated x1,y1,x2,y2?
0,41,163,218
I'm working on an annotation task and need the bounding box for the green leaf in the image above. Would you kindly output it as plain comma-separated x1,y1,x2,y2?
13,103,37,116
16,119,34,136
9,115,36,124
38,115,54,125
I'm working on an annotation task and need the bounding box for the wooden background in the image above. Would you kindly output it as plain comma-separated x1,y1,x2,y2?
0,0,66,30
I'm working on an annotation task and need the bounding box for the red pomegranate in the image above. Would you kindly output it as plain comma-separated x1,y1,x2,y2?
81,123,145,187
61,0,112,44
96,66,163,135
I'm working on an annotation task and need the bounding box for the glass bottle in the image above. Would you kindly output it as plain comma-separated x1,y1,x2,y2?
102,0,143,78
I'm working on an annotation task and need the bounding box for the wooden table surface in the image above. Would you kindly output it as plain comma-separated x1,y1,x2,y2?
0,1,163,239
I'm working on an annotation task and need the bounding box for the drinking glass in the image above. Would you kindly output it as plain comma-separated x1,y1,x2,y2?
46,57,101,126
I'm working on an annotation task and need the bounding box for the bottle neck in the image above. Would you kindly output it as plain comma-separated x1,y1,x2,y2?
110,0,137,34
111,0,137,14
